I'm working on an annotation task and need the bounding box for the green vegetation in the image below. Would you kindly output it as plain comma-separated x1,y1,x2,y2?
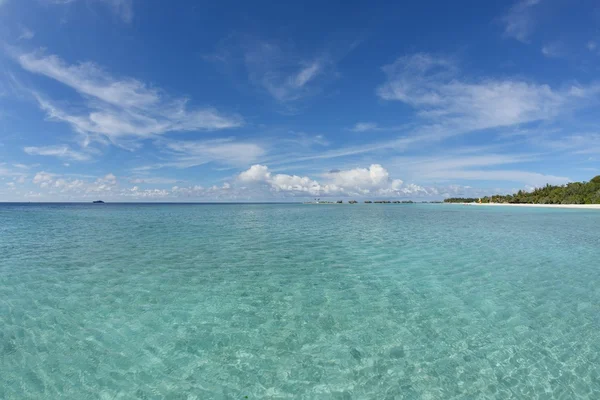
444,176,600,205
444,198,479,203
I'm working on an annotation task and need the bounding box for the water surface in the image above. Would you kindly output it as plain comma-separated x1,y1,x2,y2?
1,203,599,398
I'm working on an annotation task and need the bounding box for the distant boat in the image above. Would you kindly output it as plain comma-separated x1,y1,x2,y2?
92,200,105,204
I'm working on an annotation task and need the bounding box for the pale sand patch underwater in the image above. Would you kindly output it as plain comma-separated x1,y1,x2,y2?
2,203,600,398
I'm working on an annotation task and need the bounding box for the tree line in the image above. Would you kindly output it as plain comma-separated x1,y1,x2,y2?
444,176,600,205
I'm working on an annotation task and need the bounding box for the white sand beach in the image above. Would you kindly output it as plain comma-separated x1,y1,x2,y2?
457,203,600,210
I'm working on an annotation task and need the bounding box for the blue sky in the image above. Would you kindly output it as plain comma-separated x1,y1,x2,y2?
0,0,599,201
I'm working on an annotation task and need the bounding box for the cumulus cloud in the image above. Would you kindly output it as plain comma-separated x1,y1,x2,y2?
33,171,55,187
33,171,117,192
324,164,396,191
22,161,564,201
376,53,597,134
26,170,236,201
0,164,28,179
24,145,91,161
15,51,243,147
238,164,271,182
128,187,170,198
238,164,428,197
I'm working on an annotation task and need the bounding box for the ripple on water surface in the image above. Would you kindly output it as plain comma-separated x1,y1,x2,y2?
1,203,600,398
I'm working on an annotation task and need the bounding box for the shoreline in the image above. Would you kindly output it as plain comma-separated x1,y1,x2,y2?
453,202,600,210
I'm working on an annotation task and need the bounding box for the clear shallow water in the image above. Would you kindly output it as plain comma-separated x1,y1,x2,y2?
1,203,599,399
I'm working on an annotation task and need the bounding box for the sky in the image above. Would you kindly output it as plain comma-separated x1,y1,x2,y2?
0,0,599,202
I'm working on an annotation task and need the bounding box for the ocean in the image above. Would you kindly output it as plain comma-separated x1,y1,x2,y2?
1,203,599,398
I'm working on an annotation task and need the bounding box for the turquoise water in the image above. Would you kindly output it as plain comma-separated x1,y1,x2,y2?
1,203,599,399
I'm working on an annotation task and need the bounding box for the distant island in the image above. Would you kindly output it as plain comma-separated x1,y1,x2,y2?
92,200,105,204
304,199,441,205
444,176,600,205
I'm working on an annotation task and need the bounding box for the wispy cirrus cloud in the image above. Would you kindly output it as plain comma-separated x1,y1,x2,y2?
541,133,600,155
18,27,35,40
205,35,342,105
376,53,599,134
385,151,569,187
44,0,133,22
350,122,379,132
243,40,329,103
24,145,92,161
133,138,266,171
541,42,564,58
14,51,243,148
128,177,181,185
501,0,541,43
165,138,266,167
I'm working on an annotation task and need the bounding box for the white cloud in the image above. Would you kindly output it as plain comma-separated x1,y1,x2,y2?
239,164,271,183
541,42,563,58
128,186,170,198
33,171,55,187
12,163,35,169
18,28,35,40
350,122,378,132
0,164,27,180
376,53,595,134
243,40,328,102
19,53,157,109
16,51,243,146
135,138,266,171
104,0,133,22
324,164,391,190
423,169,569,187
542,133,600,155
24,145,91,161
45,0,133,22
238,164,430,197
502,0,541,43
33,171,118,193
587,41,597,51
53,178,85,191
279,132,329,148
21,161,566,201
384,151,569,187
129,177,180,185
165,139,266,167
